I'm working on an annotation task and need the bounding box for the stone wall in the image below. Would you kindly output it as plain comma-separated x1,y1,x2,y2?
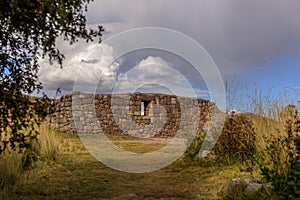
50,92,215,137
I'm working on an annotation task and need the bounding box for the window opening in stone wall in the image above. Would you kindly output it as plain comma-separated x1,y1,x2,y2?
141,100,151,116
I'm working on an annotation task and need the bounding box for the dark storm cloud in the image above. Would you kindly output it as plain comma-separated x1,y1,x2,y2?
87,0,300,69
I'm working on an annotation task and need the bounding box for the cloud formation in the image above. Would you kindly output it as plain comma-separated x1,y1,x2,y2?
38,38,207,97
114,56,207,97
38,1,300,98
87,0,300,69
39,41,120,96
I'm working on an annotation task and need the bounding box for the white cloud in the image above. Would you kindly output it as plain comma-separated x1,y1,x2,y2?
38,36,209,98
136,56,174,79
114,56,207,97
38,39,120,97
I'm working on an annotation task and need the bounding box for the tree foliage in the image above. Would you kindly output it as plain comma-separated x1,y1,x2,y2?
0,0,104,154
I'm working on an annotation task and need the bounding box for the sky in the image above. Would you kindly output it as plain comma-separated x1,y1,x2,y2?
38,0,300,110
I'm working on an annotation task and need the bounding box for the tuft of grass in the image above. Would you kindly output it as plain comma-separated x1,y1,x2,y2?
0,124,64,198
37,125,62,161
0,150,24,199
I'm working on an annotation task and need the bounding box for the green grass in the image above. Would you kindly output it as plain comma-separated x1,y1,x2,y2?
3,131,253,200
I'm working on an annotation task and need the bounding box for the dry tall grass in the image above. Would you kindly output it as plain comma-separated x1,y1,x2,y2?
0,150,23,199
226,81,299,165
0,124,62,198
244,91,297,159
37,125,62,161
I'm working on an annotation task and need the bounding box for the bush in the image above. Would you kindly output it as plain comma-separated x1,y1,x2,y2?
213,114,257,164
184,134,205,160
259,108,300,199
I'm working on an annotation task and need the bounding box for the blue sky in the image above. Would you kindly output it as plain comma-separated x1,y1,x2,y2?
38,0,300,110
256,52,300,92
236,51,300,98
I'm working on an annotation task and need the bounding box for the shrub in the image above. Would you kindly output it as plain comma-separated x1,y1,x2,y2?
213,114,257,164
259,107,300,199
184,134,205,160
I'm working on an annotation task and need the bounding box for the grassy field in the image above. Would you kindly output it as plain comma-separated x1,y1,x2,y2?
1,129,256,200
1,89,295,199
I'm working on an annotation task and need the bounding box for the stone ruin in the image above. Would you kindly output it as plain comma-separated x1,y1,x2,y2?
50,92,216,137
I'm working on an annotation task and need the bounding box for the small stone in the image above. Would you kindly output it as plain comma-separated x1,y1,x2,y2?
199,150,210,158
227,178,247,192
245,183,262,196
261,182,274,195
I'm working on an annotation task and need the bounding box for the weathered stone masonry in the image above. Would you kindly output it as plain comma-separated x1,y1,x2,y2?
50,92,215,137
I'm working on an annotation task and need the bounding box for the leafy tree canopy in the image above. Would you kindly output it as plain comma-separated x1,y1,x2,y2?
0,0,104,154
